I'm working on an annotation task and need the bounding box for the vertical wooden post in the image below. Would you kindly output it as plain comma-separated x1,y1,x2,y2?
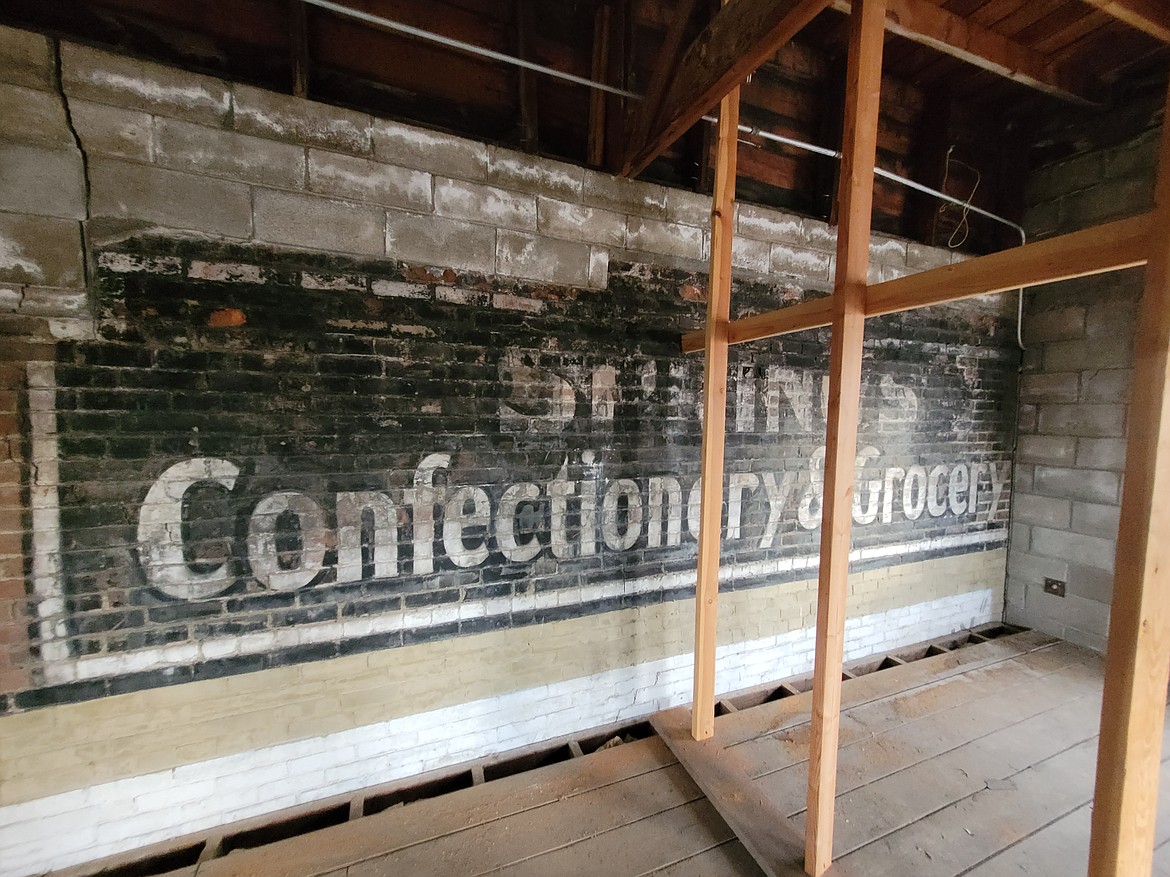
1087,82,1170,877
804,0,886,873
691,43,741,742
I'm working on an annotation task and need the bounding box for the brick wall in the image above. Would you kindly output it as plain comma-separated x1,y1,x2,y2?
0,23,1016,875
1005,109,1161,650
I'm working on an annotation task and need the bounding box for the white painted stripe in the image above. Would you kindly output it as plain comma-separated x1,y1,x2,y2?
0,588,997,876
26,361,71,666
45,529,1004,683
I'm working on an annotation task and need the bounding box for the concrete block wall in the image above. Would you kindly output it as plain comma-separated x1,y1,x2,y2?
0,23,1016,875
1005,119,1159,650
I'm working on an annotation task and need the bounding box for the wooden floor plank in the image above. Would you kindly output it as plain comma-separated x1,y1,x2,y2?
964,743,1170,877
828,737,1102,877
495,799,734,877
643,839,764,876
714,633,1056,748
202,738,677,877
651,707,806,877
347,762,701,877
821,691,1104,858
733,644,1094,780
756,657,1102,818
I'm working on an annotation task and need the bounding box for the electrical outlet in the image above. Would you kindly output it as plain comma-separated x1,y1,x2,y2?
1043,577,1066,598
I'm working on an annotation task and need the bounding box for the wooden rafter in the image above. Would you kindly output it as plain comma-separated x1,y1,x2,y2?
621,0,830,177
828,0,1096,104
1080,0,1170,43
691,51,741,743
1086,81,1170,877
626,0,702,170
805,0,886,873
588,4,611,167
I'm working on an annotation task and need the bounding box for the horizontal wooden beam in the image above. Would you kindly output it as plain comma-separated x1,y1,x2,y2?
1080,0,1170,44
681,296,833,353
866,212,1152,317
622,0,830,176
828,0,1096,104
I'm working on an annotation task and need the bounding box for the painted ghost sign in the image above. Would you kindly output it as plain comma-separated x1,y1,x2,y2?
28,249,1016,686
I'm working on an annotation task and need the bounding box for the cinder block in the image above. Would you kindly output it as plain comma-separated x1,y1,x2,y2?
769,242,831,280
372,119,487,181
588,246,609,290
1071,501,1120,540
1076,437,1127,471
1064,561,1114,605
735,203,800,244
1012,493,1071,529
905,242,951,271
1085,297,1138,341
1044,337,1131,370
1064,178,1151,228
253,189,383,257
1036,403,1126,438
1015,434,1076,465
61,43,230,126
156,118,305,189
68,98,153,162
0,212,84,287
496,230,590,286
537,197,624,248
1034,465,1120,504
0,84,72,148
1023,306,1084,343
870,235,908,267
233,84,371,154
1103,130,1158,183
1081,368,1130,404
1030,526,1115,573
89,158,252,238
0,143,85,220
1027,585,1111,643
1019,372,1078,404
386,211,495,273
800,218,836,252
731,236,770,273
1024,153,1104,207
308,150,431,211
487,149,583,201
664,189,711,228
0,25,53,90
434,178,536,231
582,171,667,219
626,216,703,261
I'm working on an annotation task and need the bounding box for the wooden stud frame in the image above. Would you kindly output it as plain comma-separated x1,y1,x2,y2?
804,0,886,872
691,8,741,743
1086,81,1170,877
670,1,1170,874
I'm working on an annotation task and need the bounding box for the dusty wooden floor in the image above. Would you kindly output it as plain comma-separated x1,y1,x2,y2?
194,631,1170,877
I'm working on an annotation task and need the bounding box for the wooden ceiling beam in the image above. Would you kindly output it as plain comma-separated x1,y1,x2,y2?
1079,0,1170,44
621,0,831,177
828,0,1097,104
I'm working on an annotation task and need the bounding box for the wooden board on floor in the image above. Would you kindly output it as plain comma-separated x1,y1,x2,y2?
651,706,807,877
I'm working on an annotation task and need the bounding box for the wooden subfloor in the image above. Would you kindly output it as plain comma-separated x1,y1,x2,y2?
193,631,1170,877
